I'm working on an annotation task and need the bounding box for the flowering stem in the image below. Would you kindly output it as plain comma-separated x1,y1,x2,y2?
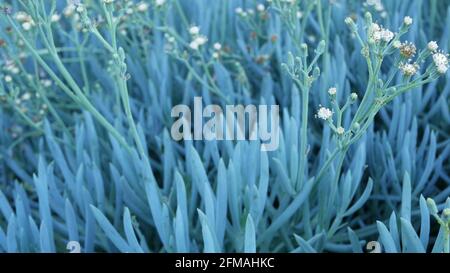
445,229,449,253
297,79,309,191
6,15,133,153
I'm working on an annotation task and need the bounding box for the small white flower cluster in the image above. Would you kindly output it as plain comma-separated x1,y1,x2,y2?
75,4,85,14
63,4,77,17
403,16,413,26
235,3,267,18
4,75,12,83
432,52,449,74
119,1,150,16
103,0,114,4
15,11,35,31
235,7,247,17
5,60,20,75
257,4,265,12
50,13,61,23
328,87,337,96
399,62,419,76
212,43,222,59
136,2,149,12
427,41,438,52
369,23,394,43
336,126,345,135
316,106,333,120
155,0,166,7
188,26,208,50
41,79,53,88
164,33,175,44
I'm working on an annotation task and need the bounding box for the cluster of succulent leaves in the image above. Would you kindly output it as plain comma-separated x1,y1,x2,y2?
0,0,449,253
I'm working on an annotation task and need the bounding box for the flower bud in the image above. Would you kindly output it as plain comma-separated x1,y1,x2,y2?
443,208,450,218
300,43,308,58
364,12,373,27
345,17,357,32
287,52,295,68
315,40,326,55
312,66,321,79
426,198,438,215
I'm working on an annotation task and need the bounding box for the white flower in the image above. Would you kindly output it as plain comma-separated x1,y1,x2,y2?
369,23,393,43
317,107,333,120
214,43,222,51
403,16,413,26
257,4,265,12
381,29,394,42
42,80,52,87
15,12,29,22
336,127,345,135
76,5,85,13
190,36,208,50
103,0,114,4
22,93,31,100
51,14,61,22
11,67,19,74
189,41,199,50
433,53,448,67
22,22,32,31
433,52,448,74
437,65,448,74
166,36,175,43
4,75,12,83
189,26,200,36
137,2,149,12
351,93,358,100
64,5,76,17
393,40,401,48
328,87,337,96
427,41,438,52
155,0,166,7
235,7,244,15
371,23,381,32
399,63,419,76
372,31,381,42
212,52,219,59
194,36,208,46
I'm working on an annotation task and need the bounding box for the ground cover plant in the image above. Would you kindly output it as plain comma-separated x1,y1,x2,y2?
0,0,449,253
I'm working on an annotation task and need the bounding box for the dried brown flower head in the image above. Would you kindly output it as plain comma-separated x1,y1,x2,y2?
399,41,416,58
